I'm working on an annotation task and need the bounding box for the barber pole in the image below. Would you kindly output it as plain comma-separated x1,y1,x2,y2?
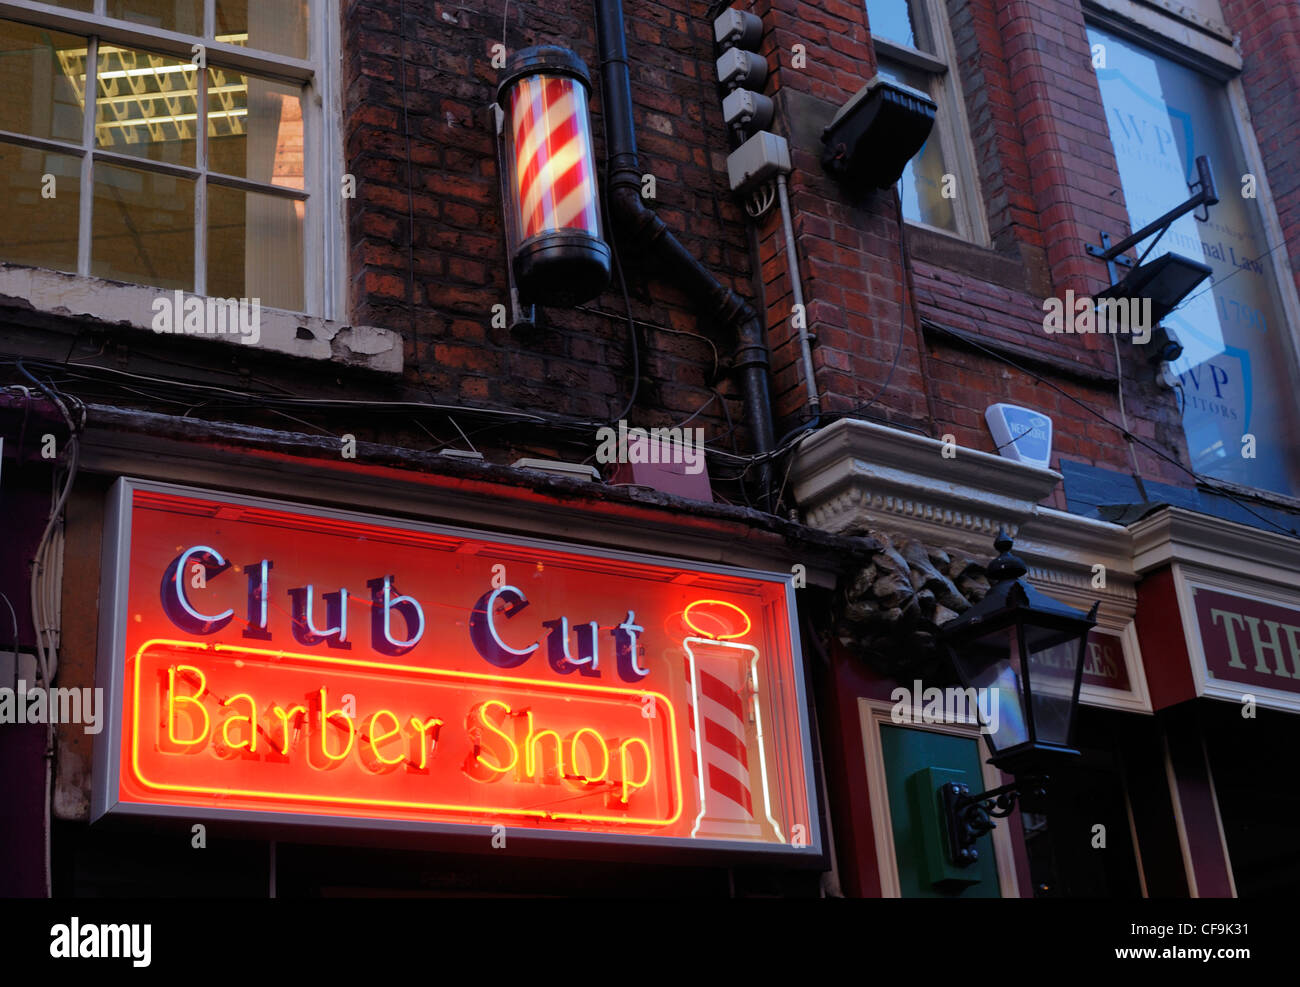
681,601,784,843
498,47,611,307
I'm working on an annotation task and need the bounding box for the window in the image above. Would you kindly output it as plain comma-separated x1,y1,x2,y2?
864,0,986,241
1089,24,1300,498
0,1,336,317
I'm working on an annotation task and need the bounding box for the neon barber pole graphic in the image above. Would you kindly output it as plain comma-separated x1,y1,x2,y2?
682,600,784,842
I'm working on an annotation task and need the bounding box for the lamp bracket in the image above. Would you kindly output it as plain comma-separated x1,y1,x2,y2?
1087,154,1219,279
941,776,1047,867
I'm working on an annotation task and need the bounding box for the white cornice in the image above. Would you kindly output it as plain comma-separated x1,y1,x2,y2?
790,419,1140,611
1129,506,1300,585
1016,507,1138,608
789,418,1061,552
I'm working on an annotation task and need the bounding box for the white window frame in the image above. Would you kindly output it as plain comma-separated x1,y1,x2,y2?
0,0,344,320
866,0,989,245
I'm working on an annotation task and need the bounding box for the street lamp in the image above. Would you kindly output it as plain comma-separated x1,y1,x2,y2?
937,531,1098,866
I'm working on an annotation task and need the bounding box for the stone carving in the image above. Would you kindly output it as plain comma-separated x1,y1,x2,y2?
836,530,992,681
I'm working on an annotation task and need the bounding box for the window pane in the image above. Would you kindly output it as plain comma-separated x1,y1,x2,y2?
208,183,304,311
876,60,955,232
1090,26,1300,497
216,0,309,59
865,0,934,53
92,162,194,289
0,20,85,143
105,0,203,34
0,140,80,272
47,0,94,10
207,69,305,190
94,44,199,166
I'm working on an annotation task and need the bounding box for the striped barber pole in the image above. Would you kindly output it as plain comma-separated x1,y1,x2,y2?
683,639,783,842
509,74,600,241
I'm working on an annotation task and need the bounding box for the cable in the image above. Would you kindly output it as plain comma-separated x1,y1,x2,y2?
712,385,738,453
1169,234,1291,313
1112,329,1151,502
992,424,1036,453
932,325,1300,538
574,305,721,381
14,364,80,901
776,173,819,417
602,127,639,424
398,0,418,356
744,183,776,218
839,187,909,418
609,239,641,423
671,391,718,430
772,428,814,517
2,359,557,423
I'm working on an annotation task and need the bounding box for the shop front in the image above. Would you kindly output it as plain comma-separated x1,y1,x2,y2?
7,412,849,896
791,418,1158,898
1132,507,1300,897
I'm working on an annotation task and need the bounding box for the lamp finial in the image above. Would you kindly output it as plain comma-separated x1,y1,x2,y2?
986,529,1027,582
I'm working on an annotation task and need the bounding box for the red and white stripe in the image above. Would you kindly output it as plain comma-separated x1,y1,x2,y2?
685,640,775,840
509,74,599,240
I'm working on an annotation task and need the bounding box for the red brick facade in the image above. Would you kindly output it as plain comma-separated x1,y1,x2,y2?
340,0,1294,498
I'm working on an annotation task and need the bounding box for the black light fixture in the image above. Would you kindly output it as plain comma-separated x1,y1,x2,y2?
1088,155,1218,325
820,76,936,192
1096,252,1212,325
496,46,611,308
937,531,1098,865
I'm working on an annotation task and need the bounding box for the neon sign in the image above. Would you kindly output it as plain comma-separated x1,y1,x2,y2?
93,480,820,856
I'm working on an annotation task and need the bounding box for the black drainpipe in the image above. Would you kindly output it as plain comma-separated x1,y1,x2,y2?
593,0,776,506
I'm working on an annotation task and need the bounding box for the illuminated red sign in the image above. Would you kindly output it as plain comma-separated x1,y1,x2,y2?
93,480,818,855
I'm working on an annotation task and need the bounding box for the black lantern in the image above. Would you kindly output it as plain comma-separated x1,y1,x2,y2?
941,530,1099,776
497,46,611,308
935,531,1098,866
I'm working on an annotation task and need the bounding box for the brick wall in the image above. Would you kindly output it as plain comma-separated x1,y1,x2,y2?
336,0,1300,495
1221,0,1300,302
749,0,1194,489
342,0,751,452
